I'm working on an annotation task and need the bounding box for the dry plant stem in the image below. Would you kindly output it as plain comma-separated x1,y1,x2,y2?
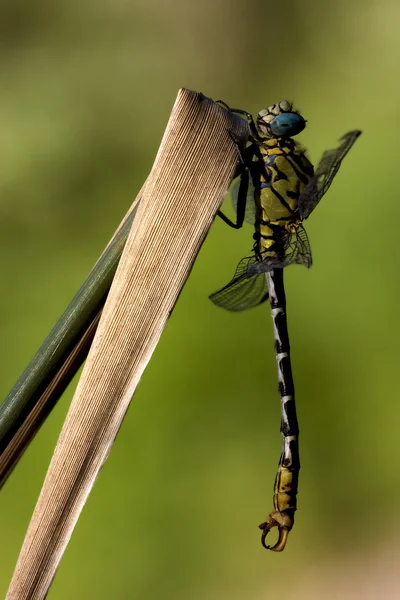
6,89,249,600
0,194,142,488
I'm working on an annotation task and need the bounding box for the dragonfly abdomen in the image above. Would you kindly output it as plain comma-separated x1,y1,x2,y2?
259,268,301,551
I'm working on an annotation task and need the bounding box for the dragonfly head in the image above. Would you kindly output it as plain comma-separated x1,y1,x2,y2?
257,100,306,139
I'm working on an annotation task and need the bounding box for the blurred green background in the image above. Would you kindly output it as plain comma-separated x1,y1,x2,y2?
1,0,399,598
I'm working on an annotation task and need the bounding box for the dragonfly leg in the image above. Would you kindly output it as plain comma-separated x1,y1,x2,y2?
215,99,231,111
227,130,247,169
217,139,261,230
228,107,258,139
215,99,259,139
217,166,250,229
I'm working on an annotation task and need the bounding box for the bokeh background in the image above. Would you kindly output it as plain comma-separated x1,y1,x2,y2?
0,0,399,598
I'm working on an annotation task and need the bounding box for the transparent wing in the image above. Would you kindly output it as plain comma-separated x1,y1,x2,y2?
209,227,312,312
297,130,361,220
231,176,257,225
209,255,269,312
247,225,312,276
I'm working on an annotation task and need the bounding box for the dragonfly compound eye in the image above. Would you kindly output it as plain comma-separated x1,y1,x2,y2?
270,113,306,137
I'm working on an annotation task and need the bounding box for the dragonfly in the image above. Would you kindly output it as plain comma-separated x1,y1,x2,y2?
210,100,361,551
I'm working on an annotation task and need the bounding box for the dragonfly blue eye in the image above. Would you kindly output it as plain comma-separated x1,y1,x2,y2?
270,113,306,137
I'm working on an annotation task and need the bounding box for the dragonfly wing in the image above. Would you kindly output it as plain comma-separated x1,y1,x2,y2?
231,177,257,225
247,226,312,276
209,255,269,312
290,225,313,268
297,130,361,220
210,226,312,311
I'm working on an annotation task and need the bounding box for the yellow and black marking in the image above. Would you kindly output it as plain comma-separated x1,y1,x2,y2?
210,99,361,551
258,267,300,551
